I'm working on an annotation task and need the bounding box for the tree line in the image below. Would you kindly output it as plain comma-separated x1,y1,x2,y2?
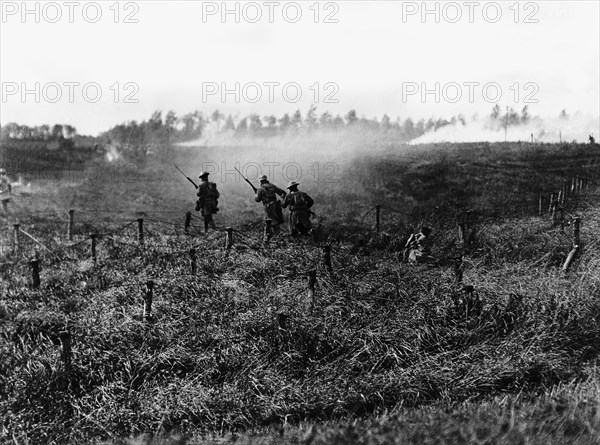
1,105,554,147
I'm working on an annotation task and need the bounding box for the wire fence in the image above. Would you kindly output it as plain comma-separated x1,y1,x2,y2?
0,172,597,292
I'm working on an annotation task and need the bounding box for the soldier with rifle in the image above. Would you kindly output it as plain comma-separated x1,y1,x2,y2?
175,165,220,233
281,181,314,236
255,174,286,230
236,168,287,231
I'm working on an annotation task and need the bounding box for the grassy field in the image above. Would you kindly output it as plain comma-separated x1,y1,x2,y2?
1,140,600,444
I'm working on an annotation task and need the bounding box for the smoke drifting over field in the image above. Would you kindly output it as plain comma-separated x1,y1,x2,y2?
410,113,600,144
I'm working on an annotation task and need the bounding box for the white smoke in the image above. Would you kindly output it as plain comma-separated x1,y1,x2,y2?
105,145,122,162
410,113,600,144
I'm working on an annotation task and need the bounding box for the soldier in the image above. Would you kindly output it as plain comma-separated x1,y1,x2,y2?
281,181,314,236
589,134,596,145
404,226,437,264
255,175,286,230
195,171,220,233
0,168,12,217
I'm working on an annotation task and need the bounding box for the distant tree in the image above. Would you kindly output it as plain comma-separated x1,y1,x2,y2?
290,110,302,130
51,124,63,140
264,115,277,128
490,104,501,121
223,115,236,132
148,110,163,130
559,109,568,120
236,117,248,135
279,113,291,132
305,105,318,131
164,110,177,142
39,124,50,140
504,107,520,126
211,109,224,125
381,114,392,131
415,119,426,136
332,115,344,129
425,118,436,132
248,114,263,133
457,114,466,126
319,112,333,129
402,118,415,139
345,109,358,126
521,106,530,124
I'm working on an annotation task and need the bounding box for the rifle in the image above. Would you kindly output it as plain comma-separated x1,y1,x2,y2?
234,167,258,193
174,164,198,189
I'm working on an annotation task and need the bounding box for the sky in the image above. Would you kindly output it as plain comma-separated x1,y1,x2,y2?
1,0,599,136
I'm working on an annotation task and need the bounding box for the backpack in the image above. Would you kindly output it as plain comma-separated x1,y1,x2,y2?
207,182,219,200
290,192,308,209
261,184,278,202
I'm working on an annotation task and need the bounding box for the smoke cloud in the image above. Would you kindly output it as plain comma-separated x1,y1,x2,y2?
410,113,600,144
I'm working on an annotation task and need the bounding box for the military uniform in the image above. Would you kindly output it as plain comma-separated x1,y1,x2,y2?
281,181,314,236
195,172,220,233
255,176,286,227
404,227,436,264
0,169,11,216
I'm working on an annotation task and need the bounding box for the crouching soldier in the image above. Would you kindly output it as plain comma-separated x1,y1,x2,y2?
404,226,437,264
195,171,220,233
0,168,12,217
281,181,314,236
255,175,286,230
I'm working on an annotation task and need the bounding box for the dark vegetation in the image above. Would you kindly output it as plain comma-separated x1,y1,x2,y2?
1,140,600,444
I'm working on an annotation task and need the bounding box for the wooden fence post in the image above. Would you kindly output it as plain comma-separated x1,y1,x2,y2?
322,245,332,273
143,280,154,321
453,256,463,285
551,200,558,226
137,218,144,244
573,217,581,246
90,233,97,262
225,227,233,250
375,205,381,232
189,248,197,274
13,223,20,253
184,211,192,233
60,331,72,370
538,195,542,216
30,258,40,288
264,219,273,243
307,270,317,307
549,193,554,212
67,209,74,241
562,218,582,272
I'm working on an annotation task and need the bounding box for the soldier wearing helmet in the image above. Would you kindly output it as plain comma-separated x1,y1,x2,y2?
0,168,12,217
404,226,437,264
195,171,220,233
255,174,286,230
281,181,314,236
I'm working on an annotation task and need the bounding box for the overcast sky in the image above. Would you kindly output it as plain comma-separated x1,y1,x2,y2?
1,0,599,135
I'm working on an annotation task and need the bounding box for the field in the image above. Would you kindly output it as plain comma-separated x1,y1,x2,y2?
1,139,600,444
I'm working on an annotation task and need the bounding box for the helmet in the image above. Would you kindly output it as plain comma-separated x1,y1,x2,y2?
199,171,210,178
259,175,268,182
286,181,299,190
